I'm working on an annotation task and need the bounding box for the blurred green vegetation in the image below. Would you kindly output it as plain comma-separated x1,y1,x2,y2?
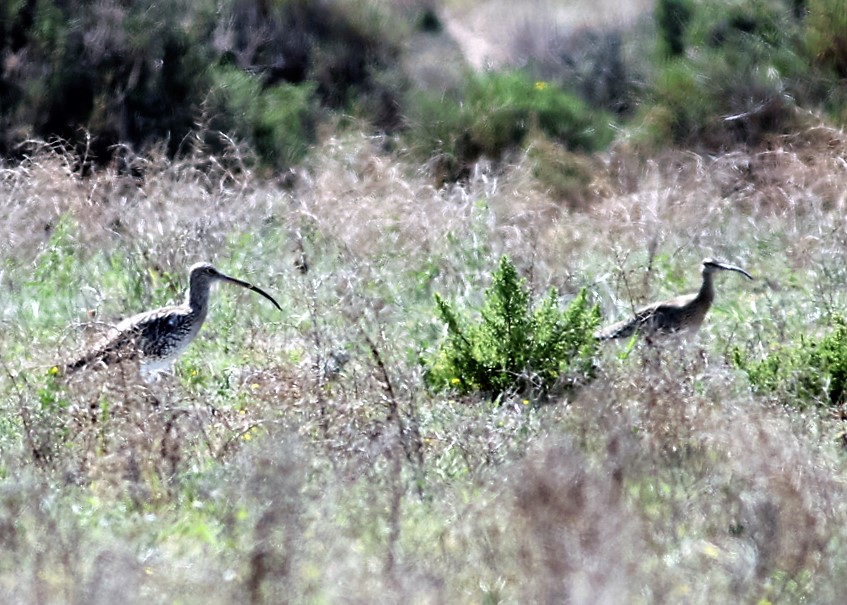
639,0,806,147
406,71,614,182
207,67,318,169
0,0,403,170
656,0,693,58
4,0,847,178
0,0,218,163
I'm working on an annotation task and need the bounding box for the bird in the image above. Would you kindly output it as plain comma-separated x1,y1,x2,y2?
595,258,753,341
64,262,282,376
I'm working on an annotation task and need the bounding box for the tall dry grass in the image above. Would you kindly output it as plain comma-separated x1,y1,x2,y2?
1,121,847,603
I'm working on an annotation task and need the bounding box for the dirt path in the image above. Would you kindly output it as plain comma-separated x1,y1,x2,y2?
442,0,655,71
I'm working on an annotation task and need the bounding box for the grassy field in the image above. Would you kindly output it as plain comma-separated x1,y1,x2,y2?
1,120,847,604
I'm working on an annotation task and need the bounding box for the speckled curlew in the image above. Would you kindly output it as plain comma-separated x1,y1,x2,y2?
596,258,753,341
65,262,281,376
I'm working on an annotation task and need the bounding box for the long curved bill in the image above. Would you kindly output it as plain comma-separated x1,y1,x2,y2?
712,260,754,280
219,273,283,310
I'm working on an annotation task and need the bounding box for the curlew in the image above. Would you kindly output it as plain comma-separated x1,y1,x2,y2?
595,258,753,341
64,262,282,376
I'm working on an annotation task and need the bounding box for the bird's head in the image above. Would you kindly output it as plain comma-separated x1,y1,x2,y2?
187,262,282,311
189,262,220,280
701,258,753,280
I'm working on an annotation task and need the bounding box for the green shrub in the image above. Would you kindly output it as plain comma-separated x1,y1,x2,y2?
407,71,613,182
638,59,715,146
805,0,847,77
224,0,405,128
208,66,317,169
0,0,219,162
468,71,614,156
426,256,600,398
0,0,405,164
404,90,478,183
733,316,847,409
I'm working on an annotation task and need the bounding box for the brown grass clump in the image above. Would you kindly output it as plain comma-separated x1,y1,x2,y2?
511,439,641,604
297,133,481,260
567,344,847,602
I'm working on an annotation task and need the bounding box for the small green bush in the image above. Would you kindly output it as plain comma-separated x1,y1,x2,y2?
638,59,715,146
406,71,613,182
805,0,847,77
208,66,317,169
404,90,478,183
426,256,600,398
468,71,614,156
733,316,847,409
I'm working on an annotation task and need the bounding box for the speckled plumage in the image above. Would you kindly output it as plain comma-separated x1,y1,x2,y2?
595,258,753,341
65,263,281,375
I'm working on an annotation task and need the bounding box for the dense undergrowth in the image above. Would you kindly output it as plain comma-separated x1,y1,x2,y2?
0,123,847,602
733,315,847,411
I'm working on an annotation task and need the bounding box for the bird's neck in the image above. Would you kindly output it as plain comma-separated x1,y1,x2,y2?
698,272,715,304
186,283,211,319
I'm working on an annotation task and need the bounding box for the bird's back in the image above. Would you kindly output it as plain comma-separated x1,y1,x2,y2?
66,305,200,373
119,305,202,358
595,292,699,341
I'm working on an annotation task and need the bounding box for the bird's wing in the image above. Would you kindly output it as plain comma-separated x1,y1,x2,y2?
64,326,139,372
595,294,696,341
595,303,661,341
122,308,192,357
64,307,186,373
